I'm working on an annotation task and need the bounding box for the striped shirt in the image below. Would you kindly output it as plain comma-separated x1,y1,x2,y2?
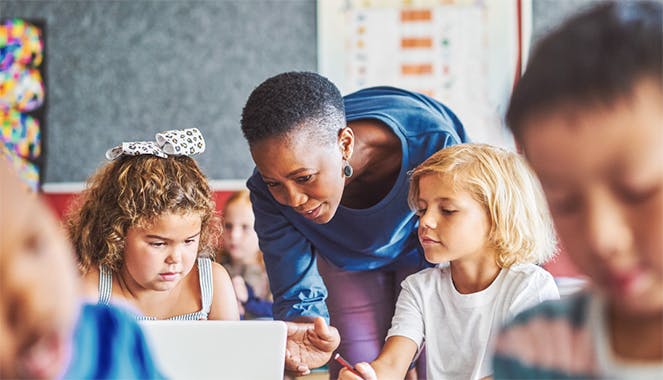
98,257,213,320
493,291,663,379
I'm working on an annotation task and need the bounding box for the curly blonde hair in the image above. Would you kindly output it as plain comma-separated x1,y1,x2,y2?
66,154,221,273
408,143,557,268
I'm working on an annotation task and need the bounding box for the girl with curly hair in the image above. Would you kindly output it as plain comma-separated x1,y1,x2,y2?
66,128,238,321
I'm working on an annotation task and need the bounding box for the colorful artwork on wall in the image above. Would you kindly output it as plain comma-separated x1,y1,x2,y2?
0,18,46,190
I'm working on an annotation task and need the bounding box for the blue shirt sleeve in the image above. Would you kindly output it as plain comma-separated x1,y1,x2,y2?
248,176,329,322
64,303,165,379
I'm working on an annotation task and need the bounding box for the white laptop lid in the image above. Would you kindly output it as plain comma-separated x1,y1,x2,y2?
139,320,287,380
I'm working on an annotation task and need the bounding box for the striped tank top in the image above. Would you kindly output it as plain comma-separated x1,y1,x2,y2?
98,257,213,320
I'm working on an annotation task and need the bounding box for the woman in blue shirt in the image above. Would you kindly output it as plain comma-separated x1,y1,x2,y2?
241,71,468,378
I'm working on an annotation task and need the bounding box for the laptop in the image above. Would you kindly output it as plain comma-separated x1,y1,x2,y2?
139,320,287,380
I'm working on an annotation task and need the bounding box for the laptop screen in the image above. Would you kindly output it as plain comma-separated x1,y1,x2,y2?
139,320,287,380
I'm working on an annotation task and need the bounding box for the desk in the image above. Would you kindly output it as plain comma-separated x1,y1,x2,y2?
295,368,330,380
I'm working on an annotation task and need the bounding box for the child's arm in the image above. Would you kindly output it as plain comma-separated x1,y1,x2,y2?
338,336,418,380
208,262,241,320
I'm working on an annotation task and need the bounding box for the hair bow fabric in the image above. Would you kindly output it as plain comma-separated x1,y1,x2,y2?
105,128,206,160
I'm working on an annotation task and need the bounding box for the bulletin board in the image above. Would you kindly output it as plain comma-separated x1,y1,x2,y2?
0,18,46,190
318,0,532,149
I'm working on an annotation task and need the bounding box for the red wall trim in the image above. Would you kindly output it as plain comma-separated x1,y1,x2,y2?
42,182,583,279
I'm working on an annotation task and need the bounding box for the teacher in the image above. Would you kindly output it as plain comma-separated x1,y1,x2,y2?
240,71,469,378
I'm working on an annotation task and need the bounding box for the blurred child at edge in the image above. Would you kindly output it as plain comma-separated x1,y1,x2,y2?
340,143,560,380
220,189,274,319
493,1,663,378
0,160,163,379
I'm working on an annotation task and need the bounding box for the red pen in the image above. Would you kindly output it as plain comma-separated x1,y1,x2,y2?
334,353,361,377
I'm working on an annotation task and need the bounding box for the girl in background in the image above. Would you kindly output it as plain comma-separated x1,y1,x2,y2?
220,190,273,319
340,144,560,380
66,128,239,321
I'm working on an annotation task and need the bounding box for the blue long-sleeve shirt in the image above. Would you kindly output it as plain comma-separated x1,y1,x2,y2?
247,86,468,321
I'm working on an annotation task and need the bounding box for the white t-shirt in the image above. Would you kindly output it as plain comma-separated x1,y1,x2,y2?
387,263,560,380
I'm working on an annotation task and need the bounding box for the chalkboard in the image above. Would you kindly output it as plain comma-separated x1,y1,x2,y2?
1,0,317,182
1,0,597,183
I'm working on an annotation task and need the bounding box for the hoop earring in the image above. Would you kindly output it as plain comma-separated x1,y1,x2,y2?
343,160,353,177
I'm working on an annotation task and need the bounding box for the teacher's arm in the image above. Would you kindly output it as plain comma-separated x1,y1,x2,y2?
248,176,339,375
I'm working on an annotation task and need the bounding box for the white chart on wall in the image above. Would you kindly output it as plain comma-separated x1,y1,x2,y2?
318,0,532,150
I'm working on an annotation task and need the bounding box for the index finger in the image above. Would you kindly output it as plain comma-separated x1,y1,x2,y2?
285,321,308,337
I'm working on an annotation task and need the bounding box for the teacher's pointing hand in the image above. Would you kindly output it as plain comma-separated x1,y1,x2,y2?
284,317,340,376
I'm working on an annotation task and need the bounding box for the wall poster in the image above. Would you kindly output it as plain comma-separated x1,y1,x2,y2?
318,0,532,149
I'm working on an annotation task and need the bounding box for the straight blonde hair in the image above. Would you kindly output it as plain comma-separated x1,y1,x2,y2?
408,143,557,267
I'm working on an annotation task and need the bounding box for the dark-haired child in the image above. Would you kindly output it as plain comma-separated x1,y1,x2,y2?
493,1,663,378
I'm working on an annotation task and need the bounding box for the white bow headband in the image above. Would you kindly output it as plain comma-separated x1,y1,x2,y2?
105,128,206,160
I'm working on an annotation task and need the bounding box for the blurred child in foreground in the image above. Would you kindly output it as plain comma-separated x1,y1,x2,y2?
493,1,663,378
0,160,163,379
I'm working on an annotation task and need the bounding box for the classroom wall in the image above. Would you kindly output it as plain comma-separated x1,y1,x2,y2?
531,0,603,43
5,0,593,278
2,0,317,183
2,0,601,184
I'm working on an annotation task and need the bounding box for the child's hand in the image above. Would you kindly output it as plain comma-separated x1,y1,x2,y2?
339,362,377,380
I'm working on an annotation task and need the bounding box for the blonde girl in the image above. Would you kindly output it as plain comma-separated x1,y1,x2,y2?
340,143,560,380
66,128,239,321
220,190,273,319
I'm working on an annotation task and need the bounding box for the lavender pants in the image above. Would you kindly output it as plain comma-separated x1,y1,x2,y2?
317,255,427,379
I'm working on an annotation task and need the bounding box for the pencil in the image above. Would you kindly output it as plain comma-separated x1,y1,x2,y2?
334,353,361,376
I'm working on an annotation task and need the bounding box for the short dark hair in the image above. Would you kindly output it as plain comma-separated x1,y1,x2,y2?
240,71,346,147
507,0,662,138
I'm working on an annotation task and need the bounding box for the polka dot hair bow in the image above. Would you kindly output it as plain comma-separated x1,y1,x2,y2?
105,128,206,160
